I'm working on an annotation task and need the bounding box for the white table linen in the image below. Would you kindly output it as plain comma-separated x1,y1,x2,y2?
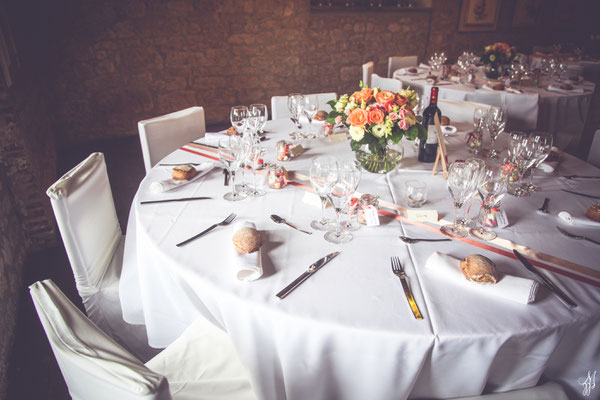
121,118,600,400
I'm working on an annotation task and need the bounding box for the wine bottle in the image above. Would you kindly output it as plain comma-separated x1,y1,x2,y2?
417,86,442,163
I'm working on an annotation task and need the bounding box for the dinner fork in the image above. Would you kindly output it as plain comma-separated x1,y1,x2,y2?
176,213,236,247
556,226,600,247
390,257,423,320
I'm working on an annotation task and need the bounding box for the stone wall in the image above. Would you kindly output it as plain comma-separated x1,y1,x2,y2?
46,0,597,143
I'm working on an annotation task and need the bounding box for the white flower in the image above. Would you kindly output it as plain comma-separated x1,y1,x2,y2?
344,101,357,115
349,125,365,141
372,124,386,138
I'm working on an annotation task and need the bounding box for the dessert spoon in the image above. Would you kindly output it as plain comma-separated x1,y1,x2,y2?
399,236,451,244
270,214,312,235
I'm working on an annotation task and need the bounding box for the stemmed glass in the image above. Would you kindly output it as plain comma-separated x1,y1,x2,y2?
230,106,248,135
459,157,486,227
469,167,508,241
249,103,268,135
309,156,338,231
245,141,265,197
469,107,488,154
302,95,319,135
325,162,360,244
527,132,553,192
218,136,247,201
287,93,304,128
338,160,362,232
511,136,538,197
440,161,478,238
485,107,507,160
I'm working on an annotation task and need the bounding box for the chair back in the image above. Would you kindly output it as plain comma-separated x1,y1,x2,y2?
438,99,492,125
371,73,402,93
29,280,171,400
362,61,374,88
388,55,418,77
47,153,121,297
469,91,539,130
138,107,206,173
271,93,337,120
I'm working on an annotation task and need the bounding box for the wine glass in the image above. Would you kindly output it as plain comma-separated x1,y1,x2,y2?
218,136,247,201
440,161,478,238
469,107,488,154
459,157,486,227
527,132,553,192
249,103,268,134
309,156,338,231
511,136,538,197
338,160,362,232
245,141,265,197
485,107,507,160
506,131,529,163
469,168,508,241
302,95,319,135
287,93,304,129
325,162,360,244
230,106,248,135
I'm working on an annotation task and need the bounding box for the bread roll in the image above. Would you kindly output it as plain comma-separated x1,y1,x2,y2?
585,202,600,222
460,254,497,284
560,83,573,91
232,227,263,254
314,110,328,121
172,164,197,181
408,67,418,73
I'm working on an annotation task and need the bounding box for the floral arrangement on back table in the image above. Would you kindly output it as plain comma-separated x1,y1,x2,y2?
326,83,426,157
480,42,518,66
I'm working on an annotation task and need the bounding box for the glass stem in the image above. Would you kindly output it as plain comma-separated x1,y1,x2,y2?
319,195,328,224
251,166,257,193
453,202,462,226
231,171,237,196
529,166,536,186
333,202,342,237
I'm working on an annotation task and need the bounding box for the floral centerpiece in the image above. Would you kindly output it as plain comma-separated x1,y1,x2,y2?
480,42,518,79
326,83,426,173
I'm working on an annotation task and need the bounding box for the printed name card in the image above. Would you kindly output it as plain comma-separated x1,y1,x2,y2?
329,133,348,142
496,210,509,229
363,205,380,226
405,209,439,223
290,145,305,158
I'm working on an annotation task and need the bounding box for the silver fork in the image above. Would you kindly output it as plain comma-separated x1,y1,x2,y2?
390,257,423,320
176,213,236,247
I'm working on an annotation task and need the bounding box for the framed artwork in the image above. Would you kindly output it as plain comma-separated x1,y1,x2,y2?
512,0,542,28
458,0,501,32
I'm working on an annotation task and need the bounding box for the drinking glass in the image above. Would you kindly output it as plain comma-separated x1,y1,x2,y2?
339,160,362,232
287,93,304,128
459,157,486,227
218,136,247,201
468,107,488,154
310,156,339,231
230,105,248,135
325,162,360,244
469,168,508,241
485,107,507,160
440,161,478,238
506,131,528,163
249,103,268,135
527,132,553,192
511,136,538,197
302,95,319,135
246,142,265,197
405,180,427,208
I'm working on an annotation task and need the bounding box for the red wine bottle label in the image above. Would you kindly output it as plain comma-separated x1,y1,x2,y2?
426,124,439,144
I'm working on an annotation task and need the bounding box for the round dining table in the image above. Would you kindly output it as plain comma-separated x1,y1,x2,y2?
393,69,596,151
120,118,600,400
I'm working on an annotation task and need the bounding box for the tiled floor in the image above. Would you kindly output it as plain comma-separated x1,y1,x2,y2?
6,126,226,399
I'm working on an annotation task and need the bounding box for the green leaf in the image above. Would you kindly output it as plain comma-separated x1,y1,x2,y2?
326,99,337,109
350,140,361,151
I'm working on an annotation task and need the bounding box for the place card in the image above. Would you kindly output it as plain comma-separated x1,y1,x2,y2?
328,133,348,143
496,210,509,229
405,209,439,223
302,191,331,208
363,205,380,226
290,145,305,158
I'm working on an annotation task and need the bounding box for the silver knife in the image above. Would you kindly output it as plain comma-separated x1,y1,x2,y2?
276,252,340,299
563,175,600,180
513,250,577,309
560,189,600,199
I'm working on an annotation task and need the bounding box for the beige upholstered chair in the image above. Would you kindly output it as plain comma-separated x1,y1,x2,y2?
438,99,492,125
371,73,402,93
138,107,206,174
271,93,337,120
388,55,418,77
362,61,374,88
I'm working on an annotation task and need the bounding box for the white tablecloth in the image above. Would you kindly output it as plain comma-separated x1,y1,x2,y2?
120,119,600,400
394,70,595,150
528,55,600,82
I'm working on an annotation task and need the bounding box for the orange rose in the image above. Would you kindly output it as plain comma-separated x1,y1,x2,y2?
351,88,374,103
368,108,385,124
346,108,369,127
375,90,396,105
395,94,409,107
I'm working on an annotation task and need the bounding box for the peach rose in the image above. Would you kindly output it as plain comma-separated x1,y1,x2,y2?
346,108,369,127
368,108,385,124
398,119,409,130
395,95,409,107
351,88,374,103
383,101,396,113
375,90,396,105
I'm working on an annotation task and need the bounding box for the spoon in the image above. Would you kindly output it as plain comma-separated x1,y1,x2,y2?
399,236,452,244
270,214,312,235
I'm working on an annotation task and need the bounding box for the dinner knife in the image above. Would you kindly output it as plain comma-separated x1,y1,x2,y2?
513,250,577,309
276,252,340,299
563,175,600,180
560,189,600,199
140,197,211,205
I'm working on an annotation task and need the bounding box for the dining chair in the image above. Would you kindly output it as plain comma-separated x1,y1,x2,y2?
362,61,374,88
438,99,492,125
271,92,337,120
46,152,157,362
371,73,402,93
138,106,206,174
469,91,539,130
387,55,418,78
30,279,257,400
445,381,568,400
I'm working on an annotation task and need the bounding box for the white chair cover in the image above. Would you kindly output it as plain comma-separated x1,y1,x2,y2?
138,107,206,174
438,99,492,125
446,381,568,400
362,61,374,88
371,73,402,93
29,280,171,400
469,91,539,130
47,153,157,361
388,55,418,77
271,93,337,120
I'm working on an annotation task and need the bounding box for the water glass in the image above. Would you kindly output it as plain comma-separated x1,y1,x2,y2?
405,180,427,208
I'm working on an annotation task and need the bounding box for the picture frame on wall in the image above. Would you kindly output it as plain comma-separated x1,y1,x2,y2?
512,0,542,28
458,0,501,32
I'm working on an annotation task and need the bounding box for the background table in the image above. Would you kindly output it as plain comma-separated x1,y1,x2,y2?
120,119,600,400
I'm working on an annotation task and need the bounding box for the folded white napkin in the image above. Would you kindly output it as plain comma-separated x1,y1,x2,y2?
231,220,263,282
150,163,214,193
547,85,584,94
204,131,230,145
299,115,326,125
425,252,538,304
558,211,600,227
419,63,431,70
